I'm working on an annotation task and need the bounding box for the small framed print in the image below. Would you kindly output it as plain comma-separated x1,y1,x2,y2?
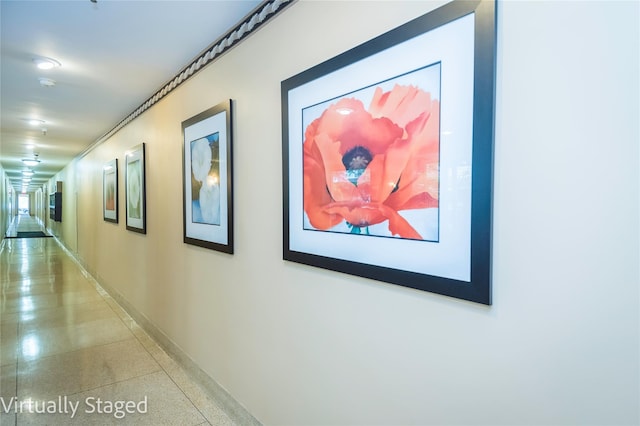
103,158,118,223
125,143,146,234
182,100,233,253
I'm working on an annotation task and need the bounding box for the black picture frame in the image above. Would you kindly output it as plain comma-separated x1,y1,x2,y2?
125,143,146,234
281,0,496,304
103,158,118,223
49,192,62,222
182,100,234,253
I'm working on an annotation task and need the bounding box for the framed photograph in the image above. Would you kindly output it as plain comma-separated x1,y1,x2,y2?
103,159,118,223
281,0,496,304
182,100,233,253
125,143,146,234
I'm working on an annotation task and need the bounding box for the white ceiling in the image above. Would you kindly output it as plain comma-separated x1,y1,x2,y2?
0,0,263,193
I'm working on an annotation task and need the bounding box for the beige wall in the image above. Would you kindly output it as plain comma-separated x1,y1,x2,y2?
0,166,11,238
46,164,77,246
46,1,639,425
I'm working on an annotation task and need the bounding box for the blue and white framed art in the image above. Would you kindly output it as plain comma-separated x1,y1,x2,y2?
182,100,234,253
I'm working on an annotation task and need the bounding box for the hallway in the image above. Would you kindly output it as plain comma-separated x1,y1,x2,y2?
1,216,235,425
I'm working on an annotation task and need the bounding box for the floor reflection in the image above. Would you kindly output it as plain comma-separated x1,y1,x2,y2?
0,214,238,425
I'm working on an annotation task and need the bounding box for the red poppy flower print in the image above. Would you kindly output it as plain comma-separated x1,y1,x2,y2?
303,84,439,240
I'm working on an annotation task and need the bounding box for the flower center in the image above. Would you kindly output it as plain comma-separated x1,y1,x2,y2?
342,146,372,186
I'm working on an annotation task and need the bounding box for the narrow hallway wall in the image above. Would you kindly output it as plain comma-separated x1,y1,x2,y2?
48,1,639,425
0,166,10,238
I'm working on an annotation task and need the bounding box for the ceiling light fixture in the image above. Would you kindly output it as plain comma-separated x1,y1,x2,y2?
22,154,41,167
22,159,40,166
33,57,61,70
39,77,56,87
22,170,34,176
24,118,45,126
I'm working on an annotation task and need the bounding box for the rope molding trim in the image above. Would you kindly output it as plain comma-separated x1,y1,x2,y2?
81,0,293,158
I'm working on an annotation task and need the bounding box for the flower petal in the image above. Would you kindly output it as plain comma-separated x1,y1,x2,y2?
324,202,422,239
303,128,343,229
315,98,403,156
369,84,431,128
325,204,386,228
370,86,440,210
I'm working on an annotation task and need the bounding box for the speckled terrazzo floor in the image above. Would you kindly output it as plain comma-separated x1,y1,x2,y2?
1,215,236,425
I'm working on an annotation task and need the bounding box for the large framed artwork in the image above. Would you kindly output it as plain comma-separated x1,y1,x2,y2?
182,100,233,253
281,0,496,304
125,143,146,234
103,159,118,223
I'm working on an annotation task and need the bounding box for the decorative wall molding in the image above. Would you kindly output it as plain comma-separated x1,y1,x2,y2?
81,0,294,158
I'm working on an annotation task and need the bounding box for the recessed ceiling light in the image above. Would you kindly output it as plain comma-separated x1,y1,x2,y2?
33,57,61,70
23,118,45,126
39,77,56,87
22,170,34,176
22,158,41,166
